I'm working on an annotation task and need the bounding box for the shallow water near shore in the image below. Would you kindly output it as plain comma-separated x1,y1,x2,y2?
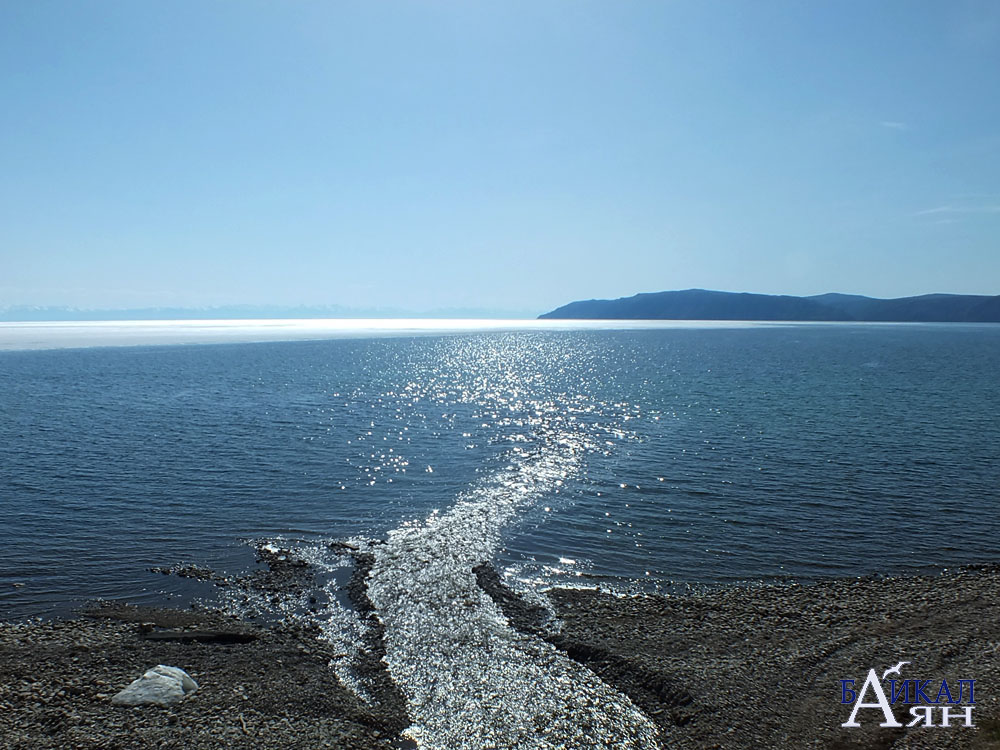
2,323,999,622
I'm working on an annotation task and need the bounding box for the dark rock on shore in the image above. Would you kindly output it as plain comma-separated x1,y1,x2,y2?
473,563,550,634
150,564,229,585
344,551,413,742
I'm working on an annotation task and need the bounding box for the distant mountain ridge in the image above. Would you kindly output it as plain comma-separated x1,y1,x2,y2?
0,304,534,322
539,289,1000,322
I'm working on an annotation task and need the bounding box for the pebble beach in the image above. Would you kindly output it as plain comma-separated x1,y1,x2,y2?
3,560,999,749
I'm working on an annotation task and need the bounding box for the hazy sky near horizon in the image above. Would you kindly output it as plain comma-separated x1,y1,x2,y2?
2,1,999,315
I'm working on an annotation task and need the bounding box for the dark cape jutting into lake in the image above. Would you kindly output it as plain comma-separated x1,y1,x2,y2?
539,289,1000,322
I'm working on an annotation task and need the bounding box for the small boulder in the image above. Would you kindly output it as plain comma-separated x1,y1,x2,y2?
111,665,198,706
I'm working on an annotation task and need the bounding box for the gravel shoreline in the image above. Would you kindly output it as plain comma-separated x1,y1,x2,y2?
546,566,1000,749
3,564,999,749
0,603,406,749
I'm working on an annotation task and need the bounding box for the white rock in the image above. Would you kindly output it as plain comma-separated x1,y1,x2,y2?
111,665,199,706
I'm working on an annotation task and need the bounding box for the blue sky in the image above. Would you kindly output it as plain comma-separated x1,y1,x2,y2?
2,1,998,315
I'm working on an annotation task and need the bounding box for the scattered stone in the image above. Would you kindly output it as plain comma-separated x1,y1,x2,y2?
148,564,223,583
329,540,361,552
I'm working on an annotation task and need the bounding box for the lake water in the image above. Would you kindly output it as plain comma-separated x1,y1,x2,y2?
1,321,998,620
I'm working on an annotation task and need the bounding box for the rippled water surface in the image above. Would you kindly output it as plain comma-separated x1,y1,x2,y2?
2,324,998,619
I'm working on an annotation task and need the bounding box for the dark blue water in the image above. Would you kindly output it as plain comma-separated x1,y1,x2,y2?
2,324,998,618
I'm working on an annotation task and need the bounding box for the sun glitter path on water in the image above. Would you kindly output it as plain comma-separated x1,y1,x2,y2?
367,439,660,749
